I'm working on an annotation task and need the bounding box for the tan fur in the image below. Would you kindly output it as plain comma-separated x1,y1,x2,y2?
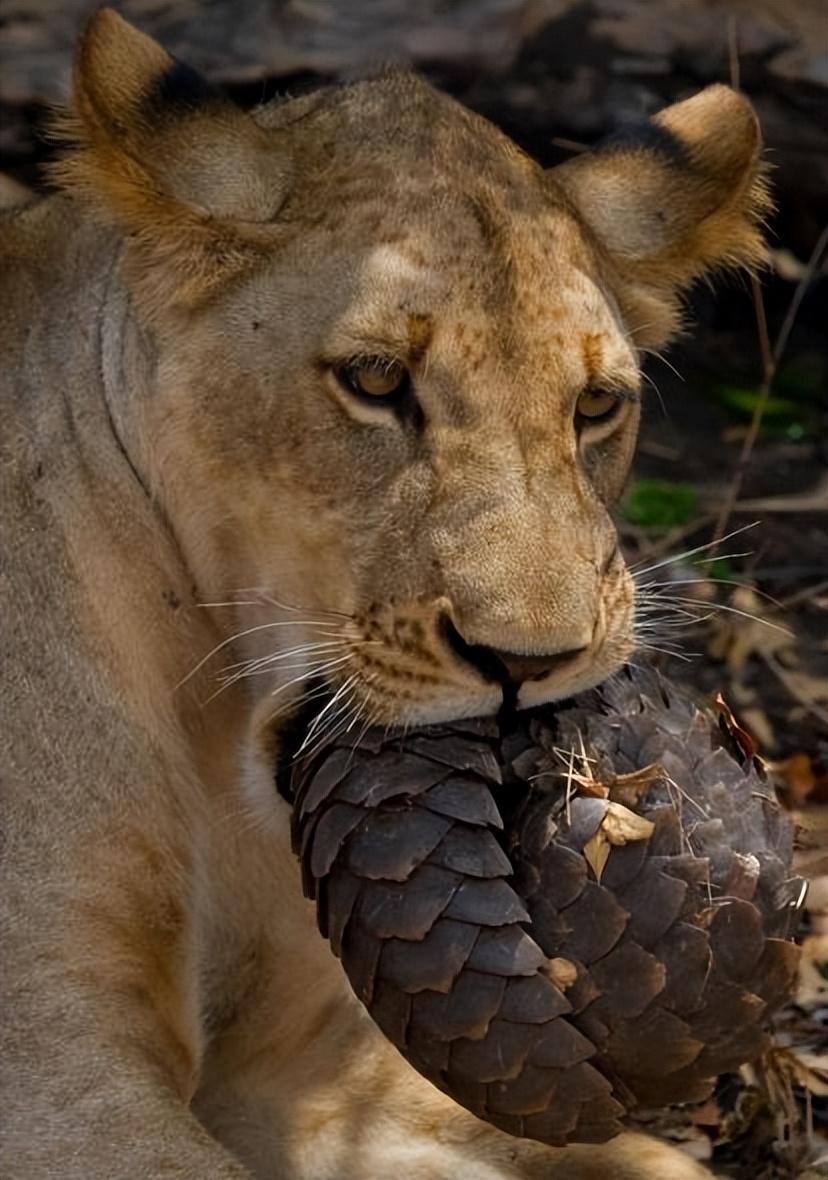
1,10,765,1178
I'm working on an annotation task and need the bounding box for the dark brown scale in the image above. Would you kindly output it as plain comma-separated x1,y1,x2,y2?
288,664,803,1147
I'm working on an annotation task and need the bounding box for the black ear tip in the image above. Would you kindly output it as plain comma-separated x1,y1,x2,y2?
148,58,221,113
599,121,687,166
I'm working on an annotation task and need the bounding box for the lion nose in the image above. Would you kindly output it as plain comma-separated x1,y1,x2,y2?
488,647,589,684
440,616,588,685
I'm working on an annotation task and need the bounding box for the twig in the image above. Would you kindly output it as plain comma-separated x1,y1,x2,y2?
780,578,828,609
772,224,828,369
727,14,740,93
708,224,828,556
763,654,828,729
733,472,828,515
550,136,588,154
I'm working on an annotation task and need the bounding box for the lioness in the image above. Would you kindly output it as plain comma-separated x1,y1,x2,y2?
1,9,768,1179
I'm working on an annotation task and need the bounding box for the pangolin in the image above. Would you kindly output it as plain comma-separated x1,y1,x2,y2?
284,665,803,1147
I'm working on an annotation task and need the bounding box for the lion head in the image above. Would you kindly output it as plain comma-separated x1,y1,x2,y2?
53,10,768,737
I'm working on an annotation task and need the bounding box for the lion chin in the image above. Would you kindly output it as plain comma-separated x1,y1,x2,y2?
1,8,767,1180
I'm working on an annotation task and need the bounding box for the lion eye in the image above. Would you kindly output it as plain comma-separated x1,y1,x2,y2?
336,358,409,402
575,387,622,424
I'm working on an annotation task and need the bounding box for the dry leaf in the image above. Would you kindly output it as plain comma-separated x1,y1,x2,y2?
602,801,656,845
739,706,775,752
714,692,759,761
575,778,609,799
583,829,612,881
706,587,793,674
796,934,828,1009
794,849,828,880
794,807,828,880
607,762,665,808
793,806,828,840
543,957,578,991
777,668,828,706
794,814,828,881
583,800,654,880
803,876,828,917
771,752,819,806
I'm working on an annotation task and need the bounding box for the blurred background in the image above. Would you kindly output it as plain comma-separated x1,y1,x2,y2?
1,2,826,1174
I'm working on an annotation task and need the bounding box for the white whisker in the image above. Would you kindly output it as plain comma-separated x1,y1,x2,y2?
630,522,760,578
637,577,785,611
263,681,335,730
213,651,350,694
253,591,353,621
203,652,355,707
219,640,348,675
297,675,359,756
178,619,349,690
197,599,265,608
298,684,361,763
645,349,684,382
642,595,793,636
635,641,696,662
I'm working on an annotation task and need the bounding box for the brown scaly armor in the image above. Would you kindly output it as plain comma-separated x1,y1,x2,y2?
287,665,803,1147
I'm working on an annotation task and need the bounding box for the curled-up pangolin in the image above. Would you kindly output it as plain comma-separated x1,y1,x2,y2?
284,665,804,1147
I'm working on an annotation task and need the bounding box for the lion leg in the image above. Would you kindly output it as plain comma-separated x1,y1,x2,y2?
189,779,712,1180
547,1135,713,1180
195,983,711,1180
0,801,252,1180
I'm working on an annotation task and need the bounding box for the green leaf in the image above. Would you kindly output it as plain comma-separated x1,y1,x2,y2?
710,384,817,438
706,557,736,582
714,385,802,418
622,480,699,530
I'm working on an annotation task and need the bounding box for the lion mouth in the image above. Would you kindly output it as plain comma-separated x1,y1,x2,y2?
265,586,632,788
438,616,515,687
437,614,594,715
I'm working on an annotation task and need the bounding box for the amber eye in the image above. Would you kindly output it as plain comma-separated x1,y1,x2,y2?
335,357,410,402
575,387,622,426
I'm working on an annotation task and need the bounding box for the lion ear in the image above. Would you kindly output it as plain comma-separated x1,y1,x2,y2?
51,8,290,307
550,86,770,349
